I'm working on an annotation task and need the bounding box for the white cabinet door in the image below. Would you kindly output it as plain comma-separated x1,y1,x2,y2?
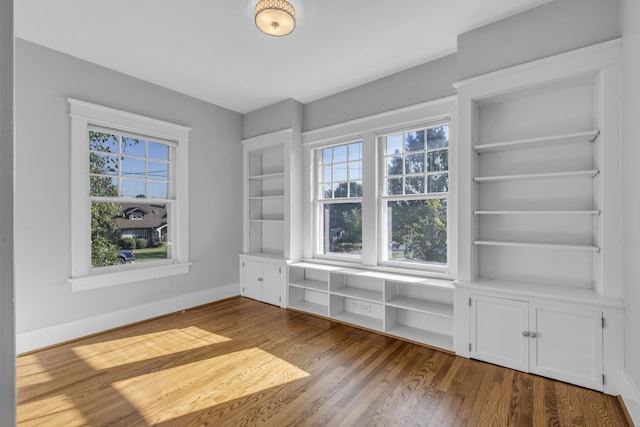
261,262,282,306
471,295,529,372
241,260,263,301
530,304,603,391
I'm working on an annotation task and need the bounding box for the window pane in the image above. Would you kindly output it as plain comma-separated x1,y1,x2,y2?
427,126,449,149
322,166,332,183
121,179,145,198
349,181,362,197
349,142,362,160
89,131,118,152
90,176,118,197
387,199,447,265
149,161,168,180
149,181,168,199
427,150,448,172
387,178,403,195
122,137,146,157
428,173,449,193
121,157,146,178
333,145,348,163
333,163,348,181
334,182,348,198
405,176,425,194
91,201,169,269
322,183,332,198
349,161,362,180
322,202,362,255
90,152,118,175
387,156,403,176
405,153,425,174
322,147,332,164
148,142,169,160
91,201,124,268
386,134,402,154
405,131,425,152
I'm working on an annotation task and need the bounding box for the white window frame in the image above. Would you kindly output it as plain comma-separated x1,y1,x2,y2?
313,138,364,262
302,96,457,278
68,99,191,291
378,121,452,273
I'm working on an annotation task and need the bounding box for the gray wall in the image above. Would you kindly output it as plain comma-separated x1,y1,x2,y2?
457,0,621,80
14,39,243,345
0,0,15,424
243,98,303,139
622,0,640,415
303,54,457,131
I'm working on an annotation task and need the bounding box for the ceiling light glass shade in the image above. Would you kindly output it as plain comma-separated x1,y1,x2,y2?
255,0,296,37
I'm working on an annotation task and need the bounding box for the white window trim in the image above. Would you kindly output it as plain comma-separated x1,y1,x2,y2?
68,98,191,291
302,96,458,278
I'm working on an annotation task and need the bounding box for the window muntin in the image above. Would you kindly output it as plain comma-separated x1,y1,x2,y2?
88,128,175,269
381,124,450,267
316,141,363,257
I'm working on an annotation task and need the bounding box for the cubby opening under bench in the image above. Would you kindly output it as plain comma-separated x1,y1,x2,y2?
287,262,455,352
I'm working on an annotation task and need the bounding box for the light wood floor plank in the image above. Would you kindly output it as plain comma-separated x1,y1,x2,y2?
17,297,631,426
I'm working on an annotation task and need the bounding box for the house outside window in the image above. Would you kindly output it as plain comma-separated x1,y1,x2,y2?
69,99,191,291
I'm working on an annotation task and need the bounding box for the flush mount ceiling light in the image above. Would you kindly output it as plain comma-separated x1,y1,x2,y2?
255,0,296,37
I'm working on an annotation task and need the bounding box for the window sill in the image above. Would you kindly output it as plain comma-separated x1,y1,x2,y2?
303,257,455,281
69,262,192,292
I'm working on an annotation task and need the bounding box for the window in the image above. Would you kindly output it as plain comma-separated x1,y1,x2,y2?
69,99,191,291
315,141,363,257
381,125,449,267
89,130,172,266
303,98,456,275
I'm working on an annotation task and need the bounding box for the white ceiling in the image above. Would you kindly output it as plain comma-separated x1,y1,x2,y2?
15,0,551,114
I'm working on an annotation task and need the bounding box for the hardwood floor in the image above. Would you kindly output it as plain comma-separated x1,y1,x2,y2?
17,297,630,426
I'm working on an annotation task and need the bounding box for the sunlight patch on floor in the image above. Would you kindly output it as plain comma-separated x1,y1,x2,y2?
72,326,231,370
17,394,88,427
112,347,310,425
15,357,54,386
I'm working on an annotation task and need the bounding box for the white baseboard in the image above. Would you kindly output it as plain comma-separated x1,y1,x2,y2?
16,283,240,354
621,369,640,425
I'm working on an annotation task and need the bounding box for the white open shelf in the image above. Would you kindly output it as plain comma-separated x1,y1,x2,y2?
474,210,600,215
474,240,600,252
474,169,599,183
385,325,454,351
386,297,453,318
331,286,383,303
289,278,328,292
473,130,599,153
247,171,285,180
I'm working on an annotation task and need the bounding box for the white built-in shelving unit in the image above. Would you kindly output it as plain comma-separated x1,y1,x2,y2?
288,263,455,352
454,40,624,394
240,128,301,308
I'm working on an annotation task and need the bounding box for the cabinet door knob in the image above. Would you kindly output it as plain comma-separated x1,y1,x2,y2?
522,331,530,337
257,277,264,282
529,332,537,338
